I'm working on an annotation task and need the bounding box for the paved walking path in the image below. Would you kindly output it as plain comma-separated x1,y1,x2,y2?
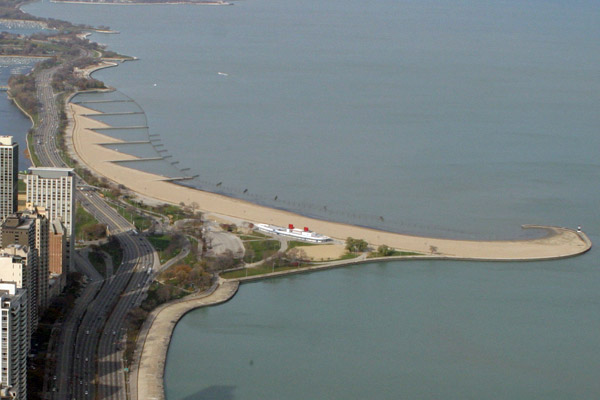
134,280,239,400
132,229,591,400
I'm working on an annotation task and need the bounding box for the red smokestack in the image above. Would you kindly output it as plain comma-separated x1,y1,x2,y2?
289,224,294,230
304,227,309,232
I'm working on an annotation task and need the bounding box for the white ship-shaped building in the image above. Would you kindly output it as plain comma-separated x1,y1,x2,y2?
256,223,331,243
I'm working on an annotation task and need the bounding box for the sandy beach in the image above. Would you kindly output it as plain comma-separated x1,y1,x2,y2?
68,101,591,261
297,244,348,260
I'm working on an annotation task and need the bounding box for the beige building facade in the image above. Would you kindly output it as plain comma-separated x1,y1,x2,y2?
0,136,18,221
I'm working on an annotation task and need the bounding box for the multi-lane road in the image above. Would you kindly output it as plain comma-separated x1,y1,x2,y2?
67,232,155,400
34,63,154,399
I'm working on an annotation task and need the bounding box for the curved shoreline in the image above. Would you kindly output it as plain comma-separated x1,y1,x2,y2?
134,280,239,400
65,61,593,400
63,62,593,262
134,233,593,400
5,87,36,167
66,99,591,260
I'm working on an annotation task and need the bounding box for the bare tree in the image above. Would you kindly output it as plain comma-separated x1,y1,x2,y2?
287,248,308,265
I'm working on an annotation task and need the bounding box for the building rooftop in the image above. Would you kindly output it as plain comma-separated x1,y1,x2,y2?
50,219,65,235
28,167,74,179
0,244,29,258
1,214,34,230
0,135,15,146
0,282,17,295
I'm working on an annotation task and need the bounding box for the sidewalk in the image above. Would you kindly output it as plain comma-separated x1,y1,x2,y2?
133,280,239,400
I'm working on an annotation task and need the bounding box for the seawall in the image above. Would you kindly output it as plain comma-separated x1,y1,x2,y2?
132,226,591,399
133,280,239,400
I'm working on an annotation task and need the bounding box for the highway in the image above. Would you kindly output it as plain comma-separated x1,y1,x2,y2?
68,232,155,400
33,62,156,399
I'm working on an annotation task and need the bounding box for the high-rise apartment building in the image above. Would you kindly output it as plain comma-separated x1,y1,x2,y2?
0,209,49,311
48,220,66,275
25,167,74,274
25,168,74,236
0,282,28,400
0,136,18,221
48,220,66,292
0,245,35,338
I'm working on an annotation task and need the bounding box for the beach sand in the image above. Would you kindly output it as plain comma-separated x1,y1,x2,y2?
294,244,348,261
68,102,591,261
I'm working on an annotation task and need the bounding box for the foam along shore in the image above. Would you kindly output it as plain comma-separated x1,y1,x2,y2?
68,102,591,261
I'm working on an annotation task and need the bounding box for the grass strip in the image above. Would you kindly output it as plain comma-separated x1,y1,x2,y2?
87,250,106,278
243,240,281,263
221,264,299,279
287,240,318,249
100,239,123,272
147,234,181,263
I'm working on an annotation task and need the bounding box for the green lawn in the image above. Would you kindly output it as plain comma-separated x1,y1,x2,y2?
159,204,190,222
27,130,41,167
243,240,281,263
147,234,182,263
221,264,298,279
287,240,318,249
108,203,152,231
182,237,199,265
123,199,190,222
75,205,103,240
367,250,422,258
87,250,106,277
239,231,270,240
100,239,123,272
147,234,171,251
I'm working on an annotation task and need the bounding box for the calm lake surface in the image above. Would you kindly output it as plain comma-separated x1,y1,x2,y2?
0,57,37,170
167,259,599,400
21,0,600,398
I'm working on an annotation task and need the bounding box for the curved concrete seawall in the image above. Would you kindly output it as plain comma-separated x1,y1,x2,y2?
72,63,593,400
133,281,239,400
132,228,590,400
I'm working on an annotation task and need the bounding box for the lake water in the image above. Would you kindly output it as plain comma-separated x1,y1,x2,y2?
23,0,600,239
20,0,600,398
166,259,600,400
0,57,38,170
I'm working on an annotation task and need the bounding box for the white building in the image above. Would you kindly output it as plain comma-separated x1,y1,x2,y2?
0,282,28,400
25,168,74,236
0,136,18,221
26,167,75,274
0,209,50,312
0,245,35,339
